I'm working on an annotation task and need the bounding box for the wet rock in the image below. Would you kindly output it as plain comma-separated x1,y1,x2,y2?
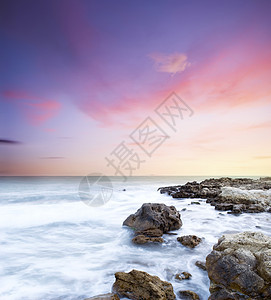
135,228,163,237
179,290,200,299
177,235,202,248
208,286,248,300
191,201,201,205
195,261,206,271
112,269,176,300
175,272,192,281
215,203,233,211
123,203,182,233
230,204,246,214
206,231,271,299
132,234,164,244
158,177,271,214
85,293,119,300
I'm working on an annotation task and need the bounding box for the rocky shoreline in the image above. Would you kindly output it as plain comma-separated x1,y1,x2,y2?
86,177,271,300
158,177,271,214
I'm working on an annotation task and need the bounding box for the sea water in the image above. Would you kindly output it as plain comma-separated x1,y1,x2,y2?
0,176,270,300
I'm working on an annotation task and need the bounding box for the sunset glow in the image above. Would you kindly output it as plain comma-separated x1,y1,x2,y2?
1,0,270,176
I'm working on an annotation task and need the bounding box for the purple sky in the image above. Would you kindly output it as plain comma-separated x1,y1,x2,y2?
1,0,271,175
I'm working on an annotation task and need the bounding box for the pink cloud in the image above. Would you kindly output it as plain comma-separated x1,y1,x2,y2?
149,52,191,76
74,29,271,129
2,90,61,125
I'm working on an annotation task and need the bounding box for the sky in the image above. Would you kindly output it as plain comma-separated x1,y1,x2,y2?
0,0,271,176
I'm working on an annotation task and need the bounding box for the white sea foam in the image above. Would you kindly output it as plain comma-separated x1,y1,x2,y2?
0,176,270,299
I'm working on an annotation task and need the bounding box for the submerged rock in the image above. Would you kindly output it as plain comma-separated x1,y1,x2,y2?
195,260,206,271
175,271,192,281
206,231,271,299
158,177,271,214
112,269,176,300
177,235,202,248
123,203,182,233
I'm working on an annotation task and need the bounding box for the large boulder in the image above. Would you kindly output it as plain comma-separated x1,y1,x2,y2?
112,269,176,299
123,203,182,233
206,232,271,299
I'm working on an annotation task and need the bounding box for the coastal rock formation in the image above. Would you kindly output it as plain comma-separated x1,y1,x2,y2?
123,203,182,244
85,293,119,300
179,290,200,299
112,269,176,299
206,231,271,299
123,203,182,232
177,235,202,248
159,177,271,214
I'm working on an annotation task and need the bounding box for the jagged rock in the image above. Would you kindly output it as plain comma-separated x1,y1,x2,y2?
175,272,192,280
112,269,176,299
206,231,271,299
179,290,200,299
177,235,202,248
132,234,164,244
123,203,182,233
158,177,271,214
85,293,119,300
195,261,206,271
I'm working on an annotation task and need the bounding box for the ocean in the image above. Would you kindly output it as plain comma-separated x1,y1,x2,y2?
0,176,270,299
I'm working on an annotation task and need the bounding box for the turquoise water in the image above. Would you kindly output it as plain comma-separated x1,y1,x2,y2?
0,176,270,299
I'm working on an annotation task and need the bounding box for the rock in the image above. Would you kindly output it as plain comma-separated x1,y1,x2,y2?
132,235,164,244
206,231,271,299
112,269,176,300
179,290,200,299
175,272,192,280
158,177,271,214
191,201,201,205
85,293,119,300
195,261,206,271
123,203,182,233
177,235,202,248
135,228,163,237
215,203,233,211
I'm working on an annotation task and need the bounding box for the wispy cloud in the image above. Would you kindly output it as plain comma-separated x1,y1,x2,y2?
245,121,271,130
149,52,191,76
2,90,61,125
0,139,21,145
